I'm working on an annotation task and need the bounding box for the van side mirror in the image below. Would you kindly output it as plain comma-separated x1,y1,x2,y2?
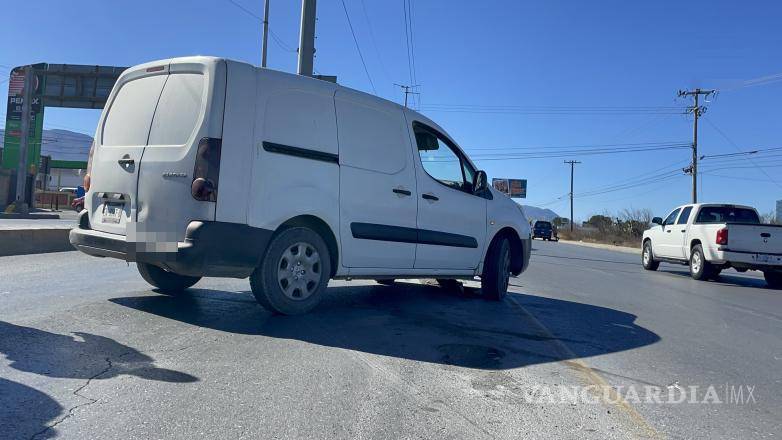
652,217,663,225
473,170,488,194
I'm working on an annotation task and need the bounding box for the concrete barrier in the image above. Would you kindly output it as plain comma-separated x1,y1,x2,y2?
0,228,74,256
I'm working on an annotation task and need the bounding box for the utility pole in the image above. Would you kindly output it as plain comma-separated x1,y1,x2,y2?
261,0,270,67
394,83,419,108
297,0,316,76
678,88,715,203
564,160,581,231
14,66,33,213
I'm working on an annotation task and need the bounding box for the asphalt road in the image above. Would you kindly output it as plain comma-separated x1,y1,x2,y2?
1,240,780,439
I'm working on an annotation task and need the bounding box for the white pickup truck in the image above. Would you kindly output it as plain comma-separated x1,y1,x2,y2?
642,203,782,288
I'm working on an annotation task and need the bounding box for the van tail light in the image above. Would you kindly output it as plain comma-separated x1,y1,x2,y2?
192,137,222,202
716,227,729,245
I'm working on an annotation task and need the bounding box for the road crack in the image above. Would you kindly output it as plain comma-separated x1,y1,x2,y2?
30,354,120,440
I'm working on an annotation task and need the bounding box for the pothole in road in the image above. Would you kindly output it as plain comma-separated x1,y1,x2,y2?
437,344,506,369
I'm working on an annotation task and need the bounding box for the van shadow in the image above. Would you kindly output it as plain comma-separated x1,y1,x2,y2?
0,321,198,383
110,282,660,370
0,378,62,440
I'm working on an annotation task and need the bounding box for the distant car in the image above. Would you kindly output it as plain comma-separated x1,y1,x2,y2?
533,220,557,241
642,203,781,288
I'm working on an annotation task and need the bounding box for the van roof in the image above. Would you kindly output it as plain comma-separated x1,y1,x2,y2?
128,56,443,134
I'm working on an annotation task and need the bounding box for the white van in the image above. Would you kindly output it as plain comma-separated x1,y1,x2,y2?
70,56,531,314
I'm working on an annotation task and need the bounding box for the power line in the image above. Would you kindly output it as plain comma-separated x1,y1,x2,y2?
359,0,391,89
225,0,296,53
464,140,691,151
340,0,377,95
702,116,782,190
402,0,418,108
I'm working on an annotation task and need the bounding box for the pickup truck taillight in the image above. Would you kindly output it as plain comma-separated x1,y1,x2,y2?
191,137,222,202
716,227,729,245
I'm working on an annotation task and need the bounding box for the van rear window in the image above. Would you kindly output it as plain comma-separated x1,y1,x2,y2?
102,75,167,146
148,74,204,145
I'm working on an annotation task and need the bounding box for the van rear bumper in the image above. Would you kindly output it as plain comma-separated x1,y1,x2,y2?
70,214,273,278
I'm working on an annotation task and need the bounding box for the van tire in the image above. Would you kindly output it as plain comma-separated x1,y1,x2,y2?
136,262,200,293
765,270,782,289
642,241,659,271
689,244,713,281
250,227,331,315
482,238,511,301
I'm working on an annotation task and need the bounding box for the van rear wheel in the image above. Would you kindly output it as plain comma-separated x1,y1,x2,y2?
250,227,331,315
136,262,200,294
482,238,511,301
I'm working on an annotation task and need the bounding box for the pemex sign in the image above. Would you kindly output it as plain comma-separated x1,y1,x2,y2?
2,63,46,172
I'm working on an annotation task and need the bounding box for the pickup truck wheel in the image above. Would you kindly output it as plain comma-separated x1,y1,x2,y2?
250,227,331,315
642,241,659,271
482,238,511,301
136,262,200,294
764,270,782,289
689,244,714,281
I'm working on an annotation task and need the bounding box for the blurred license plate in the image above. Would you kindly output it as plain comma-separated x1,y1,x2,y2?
755,254,771,263
102,203,123,224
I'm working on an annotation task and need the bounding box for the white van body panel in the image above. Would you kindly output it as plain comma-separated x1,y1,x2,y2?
247,70,342,273
336,88,419,270
216,61,257,225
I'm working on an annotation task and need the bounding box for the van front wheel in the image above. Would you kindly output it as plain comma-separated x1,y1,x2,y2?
250,227,331,315
136,262,200,294
482,238,511,301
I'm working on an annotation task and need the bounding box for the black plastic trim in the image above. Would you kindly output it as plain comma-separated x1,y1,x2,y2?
350,222,478,248
262,141,339,164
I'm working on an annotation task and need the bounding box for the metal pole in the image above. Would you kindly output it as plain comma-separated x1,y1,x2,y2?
15,66,33,213
261,0,270,67
692,92,699,204
297,0,316,76
564,160,580,231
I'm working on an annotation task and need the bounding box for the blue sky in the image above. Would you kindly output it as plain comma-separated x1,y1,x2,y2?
2,0,781,220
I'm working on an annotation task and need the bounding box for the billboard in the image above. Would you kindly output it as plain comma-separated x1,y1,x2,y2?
492,178,527,198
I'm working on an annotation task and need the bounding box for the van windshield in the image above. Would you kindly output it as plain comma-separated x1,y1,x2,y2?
102,73,204,147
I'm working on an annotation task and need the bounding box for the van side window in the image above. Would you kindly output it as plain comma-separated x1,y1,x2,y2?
663,208,681,226
414,124,470,192
677,206,693,225
102,75,167,146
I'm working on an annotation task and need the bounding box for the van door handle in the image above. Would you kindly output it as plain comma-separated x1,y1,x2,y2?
680,229,686,233
392,188,412,197
118,158,135,166
666,229,671,233
422,193,439,202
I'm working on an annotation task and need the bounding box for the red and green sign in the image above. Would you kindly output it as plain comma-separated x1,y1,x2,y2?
2,65,46,173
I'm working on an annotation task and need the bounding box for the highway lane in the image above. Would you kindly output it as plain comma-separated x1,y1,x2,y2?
0,241,780,439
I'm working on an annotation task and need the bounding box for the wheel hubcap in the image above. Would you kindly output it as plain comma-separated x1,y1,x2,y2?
691,253,701,273
277,242,321,301
643,246,650,264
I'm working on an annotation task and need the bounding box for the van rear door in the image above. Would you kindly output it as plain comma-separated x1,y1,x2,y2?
88,64,170,236
89,58,226,243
